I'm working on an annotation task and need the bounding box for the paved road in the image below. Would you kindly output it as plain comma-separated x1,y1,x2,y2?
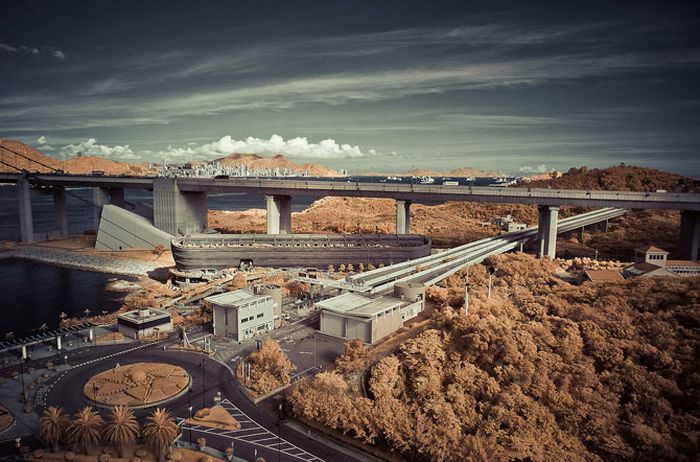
40,341,363,462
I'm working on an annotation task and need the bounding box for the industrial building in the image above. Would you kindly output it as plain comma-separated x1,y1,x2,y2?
117,308,173,339
317,283,425,344
207,289,274,341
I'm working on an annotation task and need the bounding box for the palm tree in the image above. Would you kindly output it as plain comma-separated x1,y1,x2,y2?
143,408,178,462
103,406,140,458
67,406,104,454
39,406,69,453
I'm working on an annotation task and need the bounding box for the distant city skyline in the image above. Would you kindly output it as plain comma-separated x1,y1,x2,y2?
1,1,699,176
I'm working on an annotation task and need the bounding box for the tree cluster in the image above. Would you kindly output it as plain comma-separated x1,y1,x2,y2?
39,405,177,461
288,253,700,461
238,337,296,395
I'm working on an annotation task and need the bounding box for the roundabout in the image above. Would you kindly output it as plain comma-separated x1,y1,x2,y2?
83,362,190,408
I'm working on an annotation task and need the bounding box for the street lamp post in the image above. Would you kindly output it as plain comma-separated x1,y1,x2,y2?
278,403,283,462
200,360,206,408
187,406,193,444
19,359,27,407
92,382,98,409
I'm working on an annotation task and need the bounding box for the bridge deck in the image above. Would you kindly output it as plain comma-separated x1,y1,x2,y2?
1,173,699,210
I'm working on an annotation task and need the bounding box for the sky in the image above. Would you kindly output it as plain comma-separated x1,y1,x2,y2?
1,0,699,176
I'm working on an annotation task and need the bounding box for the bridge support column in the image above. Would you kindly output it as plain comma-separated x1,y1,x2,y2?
53,187,68,237
600,219,609,233
93,187,125,231
395,200,411,234
153,179,208,236
679,211,700,261
537,205,559,259
578,226,585,241
266,195,292,234
17,175,34,243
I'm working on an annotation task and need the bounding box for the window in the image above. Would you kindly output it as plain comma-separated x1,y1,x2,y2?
256,313,264,319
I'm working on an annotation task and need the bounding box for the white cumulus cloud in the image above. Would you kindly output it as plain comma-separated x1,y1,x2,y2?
60,138,139,160
518,164,550,173
158,134,372,160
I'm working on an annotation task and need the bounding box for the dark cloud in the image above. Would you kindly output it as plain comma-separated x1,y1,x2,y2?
1,1,699,175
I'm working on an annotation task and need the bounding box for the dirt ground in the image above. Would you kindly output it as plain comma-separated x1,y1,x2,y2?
185,404,241,431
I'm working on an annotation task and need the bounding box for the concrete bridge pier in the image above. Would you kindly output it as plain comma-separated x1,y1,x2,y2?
537,205,559,259
17,174,34,243
53,186,68,237
153,179,208,236
396,200,412,234
266,195,292,234
679,210,700,261
93,187,125,231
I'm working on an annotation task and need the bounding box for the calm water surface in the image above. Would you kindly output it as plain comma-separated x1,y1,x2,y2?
0,258,133,336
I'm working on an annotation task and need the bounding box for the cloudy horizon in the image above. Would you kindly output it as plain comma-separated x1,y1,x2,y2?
2,1,699,176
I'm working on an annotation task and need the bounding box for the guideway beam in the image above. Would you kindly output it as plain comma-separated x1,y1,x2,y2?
538,205,559,259
266,195,292,234
679,210,700,261
396,199,412,234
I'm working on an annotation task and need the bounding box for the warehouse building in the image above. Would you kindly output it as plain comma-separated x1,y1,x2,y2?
207,289,274,341
317,286,424,344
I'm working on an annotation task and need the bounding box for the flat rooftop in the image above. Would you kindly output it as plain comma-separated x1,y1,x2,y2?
315,293,372,314
316,293,408,318
205,289,269,307
118,308,170,323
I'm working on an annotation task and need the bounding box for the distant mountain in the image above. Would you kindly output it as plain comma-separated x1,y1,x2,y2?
62,155,153,176
0,139,61,173
0,140,341,178
215,153,341,177
524,164,697,192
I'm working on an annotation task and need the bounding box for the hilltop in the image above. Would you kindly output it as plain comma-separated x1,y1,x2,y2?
216,153,341,177
0,139,61,172
0,140,341,177
524,164,697,192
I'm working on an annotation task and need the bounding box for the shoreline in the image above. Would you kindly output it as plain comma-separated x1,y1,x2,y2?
0,246,166,276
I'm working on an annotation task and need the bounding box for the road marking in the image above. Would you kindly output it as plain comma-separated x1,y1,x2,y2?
179,399,325,462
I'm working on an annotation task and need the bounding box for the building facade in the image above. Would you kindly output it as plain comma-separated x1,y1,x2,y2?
317,291,423,344
117,308,173,339
207,289,274,342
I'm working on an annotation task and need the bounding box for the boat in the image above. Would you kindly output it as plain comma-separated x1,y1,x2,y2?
171,233,432,271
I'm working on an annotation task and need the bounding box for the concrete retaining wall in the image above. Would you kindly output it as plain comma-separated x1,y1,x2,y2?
95,204,173,251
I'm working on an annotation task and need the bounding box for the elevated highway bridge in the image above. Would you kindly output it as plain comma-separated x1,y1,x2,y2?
0,170,698,261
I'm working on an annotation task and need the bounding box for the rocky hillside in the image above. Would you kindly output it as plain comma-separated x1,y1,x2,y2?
0,139,61,172
216,153,341,177
524,164,697,192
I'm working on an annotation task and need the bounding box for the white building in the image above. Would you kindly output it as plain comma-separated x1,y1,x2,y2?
317,292,423,344
207,289,274,342
117,308,173,339
624,245,700,278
